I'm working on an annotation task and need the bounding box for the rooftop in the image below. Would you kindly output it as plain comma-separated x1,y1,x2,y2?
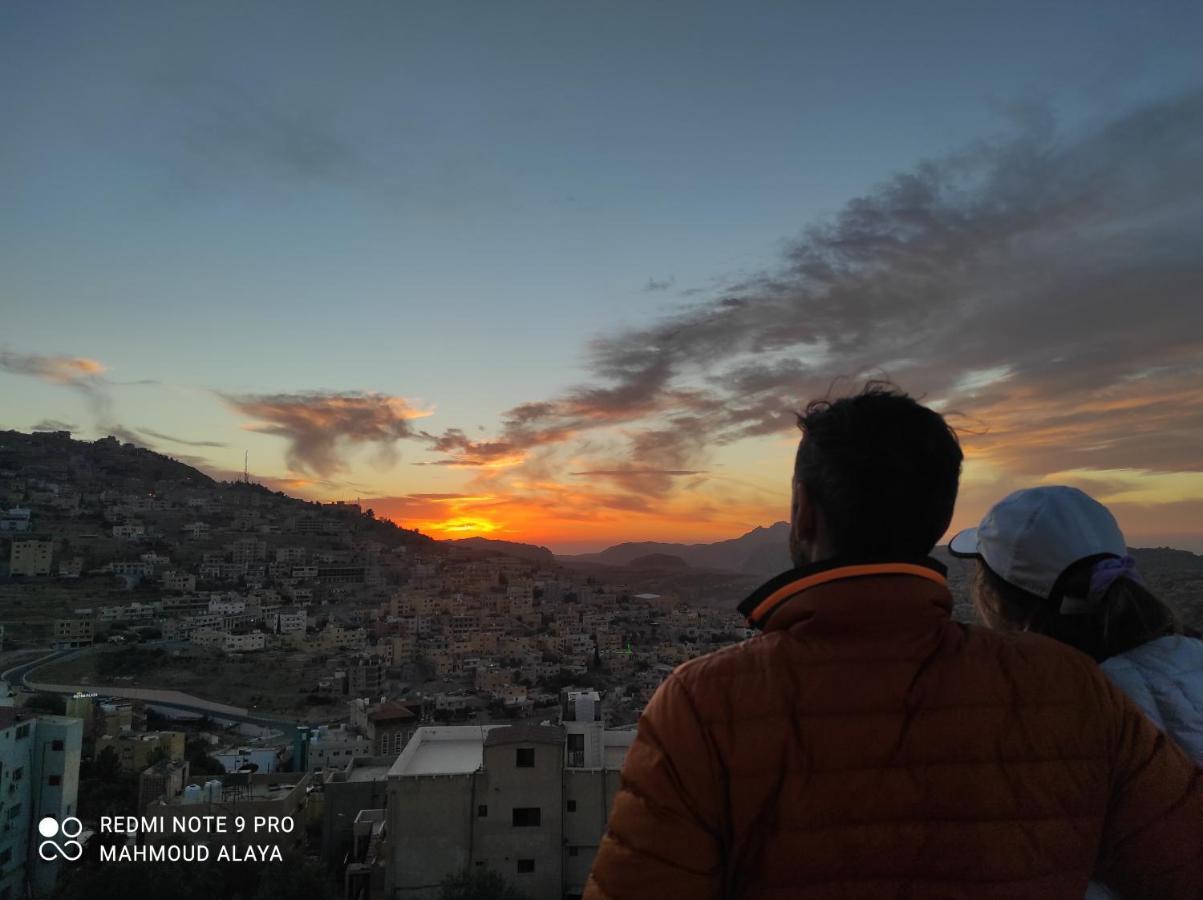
347,763,392,783
389,725,502,777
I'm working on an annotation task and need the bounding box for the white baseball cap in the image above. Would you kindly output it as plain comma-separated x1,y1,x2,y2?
949,486,1128,606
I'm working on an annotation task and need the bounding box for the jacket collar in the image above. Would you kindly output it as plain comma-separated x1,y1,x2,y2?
738,556,950,631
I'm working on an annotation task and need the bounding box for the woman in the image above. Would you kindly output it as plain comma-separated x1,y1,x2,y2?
951,486,1203,898
949,485,1203,761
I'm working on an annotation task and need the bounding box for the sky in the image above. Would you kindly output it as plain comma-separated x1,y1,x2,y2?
2,1,1202,553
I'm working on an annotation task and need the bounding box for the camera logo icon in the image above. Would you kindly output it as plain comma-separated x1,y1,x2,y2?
37,816,83,862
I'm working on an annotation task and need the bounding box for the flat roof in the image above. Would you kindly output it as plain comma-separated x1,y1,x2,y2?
347,764,391,783
389,725,502,777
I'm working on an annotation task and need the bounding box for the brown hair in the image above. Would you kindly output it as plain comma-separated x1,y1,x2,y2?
972,557,1181,661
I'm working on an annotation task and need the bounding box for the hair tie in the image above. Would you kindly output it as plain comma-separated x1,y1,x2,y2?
1088,555,1142,604
1057,555,1141,615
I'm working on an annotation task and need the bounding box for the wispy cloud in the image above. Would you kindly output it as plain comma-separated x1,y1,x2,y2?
31,419,79,433
138,428,227,448
0,350,147,442
154,68,361,184
221,391,431,478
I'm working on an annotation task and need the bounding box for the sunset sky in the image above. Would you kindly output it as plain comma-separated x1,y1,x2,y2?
3,2,1202,552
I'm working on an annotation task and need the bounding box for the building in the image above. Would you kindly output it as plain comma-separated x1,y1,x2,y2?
64,693,97,732
384,712,635,899
0,710,83,899
349,700,417,757
320,756,393,868
94,731,185,773
142,771,314,853
346,658,386,698
9,539,52,577
307,724,373,771
51,618,93,650
138,759,190,810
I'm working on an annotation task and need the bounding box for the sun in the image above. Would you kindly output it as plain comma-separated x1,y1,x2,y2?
425,516,501,537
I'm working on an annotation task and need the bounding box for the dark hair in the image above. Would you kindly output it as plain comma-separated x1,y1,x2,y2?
973,558,1180,661
794,381,962,557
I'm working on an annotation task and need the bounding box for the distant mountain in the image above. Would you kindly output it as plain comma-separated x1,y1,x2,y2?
627,553,688,570
560,522,792,576
451,537,556,565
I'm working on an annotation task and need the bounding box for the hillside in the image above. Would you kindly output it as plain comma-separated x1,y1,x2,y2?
450,537,556,565
0,429,214,487
559,522,791,576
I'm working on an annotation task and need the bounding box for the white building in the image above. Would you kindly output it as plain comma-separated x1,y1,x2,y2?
384,695,635,899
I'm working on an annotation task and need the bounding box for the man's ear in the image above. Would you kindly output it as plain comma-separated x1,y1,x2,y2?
790,479,818,566
792,479,817,542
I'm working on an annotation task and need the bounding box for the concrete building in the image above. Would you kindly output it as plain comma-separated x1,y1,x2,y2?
9,538,52,577
307,724,373,771
51,618,93,650
0,709,83,899
346,658,386,698
64,693,97,732
349,701,417,757
384,713,634,899
320,756,392,868
94,730,185,773
138,759,190,810
143,771,314,852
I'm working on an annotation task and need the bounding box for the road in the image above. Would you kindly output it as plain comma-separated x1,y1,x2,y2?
3,647,305,738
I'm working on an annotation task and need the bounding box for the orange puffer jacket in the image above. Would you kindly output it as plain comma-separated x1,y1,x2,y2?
585,559,1203,899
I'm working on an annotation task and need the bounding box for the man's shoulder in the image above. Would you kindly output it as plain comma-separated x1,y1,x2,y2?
958,624,1118,702
668,631,786,689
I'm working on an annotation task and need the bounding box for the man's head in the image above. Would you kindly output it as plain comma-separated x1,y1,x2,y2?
790,382,962,565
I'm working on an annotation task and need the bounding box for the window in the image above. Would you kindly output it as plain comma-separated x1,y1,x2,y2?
48,775,62,786
5,805,19,821
566,800,577,812
50,740,64,751
0,848,11,864
477,805,488,817
511,807,541,827
568,846,579,857
14,725,28,741
517,859,535,874
566,733,585,767
515,748,534,768
11,768,21,782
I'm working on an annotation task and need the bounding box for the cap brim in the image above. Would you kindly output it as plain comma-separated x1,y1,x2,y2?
948,527,981,558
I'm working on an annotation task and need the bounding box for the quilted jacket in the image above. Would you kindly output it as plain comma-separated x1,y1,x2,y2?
585,558,1203,899
1101,633,1203,762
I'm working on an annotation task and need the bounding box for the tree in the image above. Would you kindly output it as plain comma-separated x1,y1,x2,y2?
185,738,225,776
24,692,66,715
438,869,530,900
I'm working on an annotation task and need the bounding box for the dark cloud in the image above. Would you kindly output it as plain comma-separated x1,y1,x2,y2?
221,391,428,477
31,419,79,433
139,428,226,448
434,89,1203,511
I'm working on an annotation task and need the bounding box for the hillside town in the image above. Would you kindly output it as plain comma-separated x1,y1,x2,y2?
0,429,749,899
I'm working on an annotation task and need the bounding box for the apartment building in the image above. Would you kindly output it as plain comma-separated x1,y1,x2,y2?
9,539,51,577
0,710,83,900
51,619,93,650
385,698,634,899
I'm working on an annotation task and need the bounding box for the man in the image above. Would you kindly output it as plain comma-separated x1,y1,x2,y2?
585,383,1202,899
